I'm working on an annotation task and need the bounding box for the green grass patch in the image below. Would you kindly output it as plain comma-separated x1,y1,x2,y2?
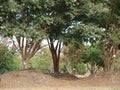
112,88,120,90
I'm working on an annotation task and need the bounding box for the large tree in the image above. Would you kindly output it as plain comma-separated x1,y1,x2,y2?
102,0,120,71
63,0,120,72
0,0,47,69
1,0,120,72
45,0,88,74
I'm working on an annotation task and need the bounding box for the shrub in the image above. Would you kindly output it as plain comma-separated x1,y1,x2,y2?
81,43,104,74
76,62,86,75
37,60,53,73
13,55,22,70
0,44,17,74
81,46,103,66
28,48,53,73
114,58,120,71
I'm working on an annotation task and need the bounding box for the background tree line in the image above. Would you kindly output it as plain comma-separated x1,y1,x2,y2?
0,0,120,75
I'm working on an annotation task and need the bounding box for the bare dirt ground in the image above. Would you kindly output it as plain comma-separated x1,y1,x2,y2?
0,70,120,90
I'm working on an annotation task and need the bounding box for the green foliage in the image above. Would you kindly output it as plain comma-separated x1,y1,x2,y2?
63,44,87,74
1,0,120,73
28,47,53,73
114,57,120,71
28,60,33,69
37,60,53,73
0,44,18,74
36,48,53,73
81,43,103,67
76,62,86,75
59,62,67,73
27,47,68,73
63,44,84,63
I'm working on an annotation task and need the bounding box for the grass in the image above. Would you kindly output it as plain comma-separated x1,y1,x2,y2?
112,87,120,90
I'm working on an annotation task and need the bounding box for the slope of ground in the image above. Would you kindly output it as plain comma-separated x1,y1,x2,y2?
0,70,120,90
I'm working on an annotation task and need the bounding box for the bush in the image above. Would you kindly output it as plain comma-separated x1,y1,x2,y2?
28,48,53,73
114,58,120,71
13,55,22,70
76,62,86,75
81,46,103,65
37,60,53,73
0,44,17,74
81,43,104,68
81,43,104,74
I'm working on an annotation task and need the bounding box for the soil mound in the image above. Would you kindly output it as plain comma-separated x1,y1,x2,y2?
0,69,57,88
0,70,120,89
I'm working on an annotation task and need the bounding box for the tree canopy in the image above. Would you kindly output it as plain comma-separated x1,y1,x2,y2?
0,0,120,73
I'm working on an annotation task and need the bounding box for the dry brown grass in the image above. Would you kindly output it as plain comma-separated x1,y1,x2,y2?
0,70,120,90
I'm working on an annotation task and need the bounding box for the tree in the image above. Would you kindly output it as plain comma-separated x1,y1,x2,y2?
63,23,104,74
0,0,47,69
63,44,85,74
101,0,120,71
45,0,88,74
1,0,119,72
70,0,120,72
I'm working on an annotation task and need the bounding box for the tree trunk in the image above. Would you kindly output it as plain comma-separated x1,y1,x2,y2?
103,57,109,72
53,60,59,74
15,37,44,70
90,62,96,75
22,58,28,69
47,38,62,74
103,45,117,72
51,51,59,74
